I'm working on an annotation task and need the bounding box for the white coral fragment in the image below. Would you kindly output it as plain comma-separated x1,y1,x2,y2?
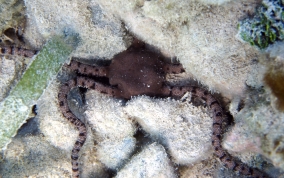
196,0,232,5
96,136,136,169
38,81,77,151
124,96,212,164
84,90,136,169
115,143,177,178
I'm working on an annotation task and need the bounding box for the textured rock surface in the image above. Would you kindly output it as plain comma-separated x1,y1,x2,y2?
37,81,77,151
115,143,176,178
222,40,284,176
124,96,212,165
179,156,218,178
0,56,23,101
196,0,232,5
0,134,71,177
226,71,284,174
24,0,128,59
1,0,284,177
84,90,136,169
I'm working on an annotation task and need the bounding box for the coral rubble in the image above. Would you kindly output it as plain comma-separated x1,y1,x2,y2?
1,0,284,177
124,96,212,165
115,143,176,178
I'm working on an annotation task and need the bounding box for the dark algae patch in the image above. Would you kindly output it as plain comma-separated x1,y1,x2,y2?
264,69,284,111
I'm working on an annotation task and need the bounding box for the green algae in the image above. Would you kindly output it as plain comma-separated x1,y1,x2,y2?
0,35,78,150
238,0,284,49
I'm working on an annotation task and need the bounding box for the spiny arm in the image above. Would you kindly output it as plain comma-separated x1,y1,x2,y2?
162,85,268,178
0,46,38,57
66,60,109,77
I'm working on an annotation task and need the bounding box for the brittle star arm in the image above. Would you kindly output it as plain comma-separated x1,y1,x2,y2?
67,59,109,77
58,77,120,178
0,46,38,57
162,85,268,178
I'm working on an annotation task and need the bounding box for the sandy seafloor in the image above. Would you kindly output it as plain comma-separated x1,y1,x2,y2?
0,0,284,177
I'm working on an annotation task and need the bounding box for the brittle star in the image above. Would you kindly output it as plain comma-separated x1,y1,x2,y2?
0,42,268,177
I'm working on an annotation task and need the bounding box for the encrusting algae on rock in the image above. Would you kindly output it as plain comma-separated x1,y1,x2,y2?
238,0,284,49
